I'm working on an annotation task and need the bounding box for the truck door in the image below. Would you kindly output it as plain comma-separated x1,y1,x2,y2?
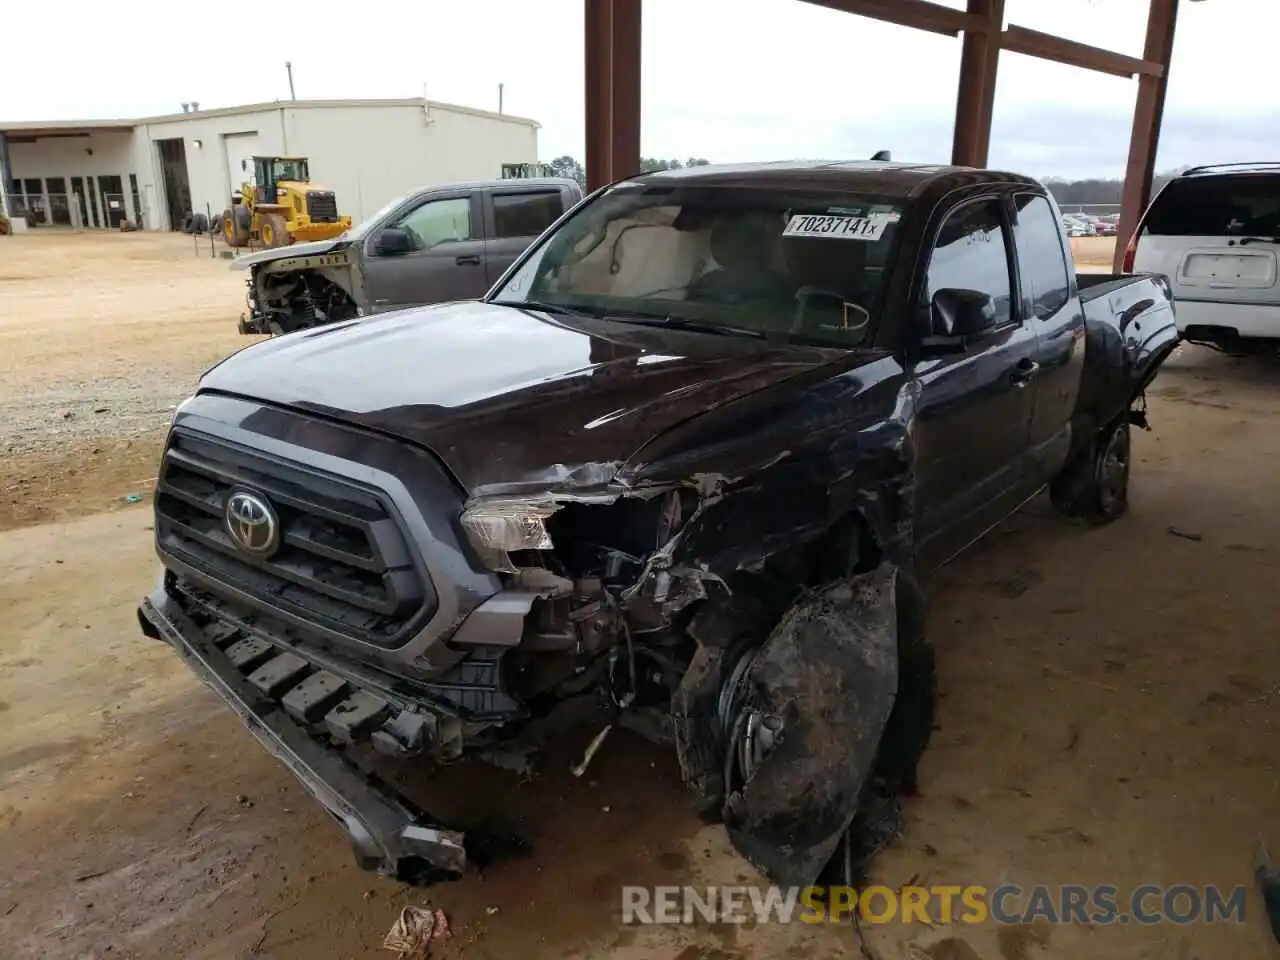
912,195,1041,569
1012,193,1085,481
362,190,489,310
482,187,568,286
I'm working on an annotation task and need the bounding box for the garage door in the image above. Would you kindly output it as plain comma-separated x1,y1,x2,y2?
222,132,261,199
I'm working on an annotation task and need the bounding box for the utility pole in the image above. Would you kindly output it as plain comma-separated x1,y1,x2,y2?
285,61,296,100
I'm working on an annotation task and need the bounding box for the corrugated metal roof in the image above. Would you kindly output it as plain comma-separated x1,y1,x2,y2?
0,98,540,136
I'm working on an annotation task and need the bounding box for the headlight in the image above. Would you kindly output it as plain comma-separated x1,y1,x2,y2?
460,499,559,572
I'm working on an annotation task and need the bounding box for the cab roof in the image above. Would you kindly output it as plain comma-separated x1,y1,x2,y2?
630,159,1041,200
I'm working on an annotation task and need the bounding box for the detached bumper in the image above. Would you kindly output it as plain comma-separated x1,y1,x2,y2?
137,585,468,883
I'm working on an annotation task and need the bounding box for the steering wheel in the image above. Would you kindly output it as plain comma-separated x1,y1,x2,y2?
791,286,871,338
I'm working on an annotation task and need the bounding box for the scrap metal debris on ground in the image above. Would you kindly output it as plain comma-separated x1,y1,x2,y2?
383,905,452,959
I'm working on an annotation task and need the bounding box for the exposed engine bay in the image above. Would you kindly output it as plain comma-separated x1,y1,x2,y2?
440,484,931,888
237,252,359,336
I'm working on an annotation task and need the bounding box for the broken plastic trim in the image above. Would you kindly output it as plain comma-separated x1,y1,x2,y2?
459,473,724,588
138,589,468,883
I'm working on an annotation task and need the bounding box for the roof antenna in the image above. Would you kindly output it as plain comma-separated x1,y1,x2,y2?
870,149,891,162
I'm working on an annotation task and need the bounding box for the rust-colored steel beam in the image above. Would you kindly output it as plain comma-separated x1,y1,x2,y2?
799,0,981,36
1115,0,1179,271
584,0,642,191
1001,24,1164,80
951,0,1004,168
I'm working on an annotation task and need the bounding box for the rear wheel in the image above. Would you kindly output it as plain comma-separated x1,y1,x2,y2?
259,213,289,248
1050,417,1131,524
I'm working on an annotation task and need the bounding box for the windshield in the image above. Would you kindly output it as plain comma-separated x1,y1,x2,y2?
272,158,309,182
488,183,903,347
346,193,411,242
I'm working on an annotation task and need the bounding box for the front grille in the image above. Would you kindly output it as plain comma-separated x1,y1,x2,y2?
155,431,435,646
306,191,339,223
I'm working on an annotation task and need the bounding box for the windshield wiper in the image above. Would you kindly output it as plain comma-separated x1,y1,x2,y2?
490,299,597,317
605,313,767,340
1237,236,1280,246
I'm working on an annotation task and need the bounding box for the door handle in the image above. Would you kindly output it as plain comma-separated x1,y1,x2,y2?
1010,359,1040,388
455,254,481,266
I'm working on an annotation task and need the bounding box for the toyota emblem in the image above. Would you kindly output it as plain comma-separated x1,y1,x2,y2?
225,489,280,556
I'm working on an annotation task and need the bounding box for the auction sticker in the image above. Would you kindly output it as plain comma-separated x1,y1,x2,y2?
782,213,889,241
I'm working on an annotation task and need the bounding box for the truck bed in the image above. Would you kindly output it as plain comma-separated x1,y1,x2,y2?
1076,270,1165,301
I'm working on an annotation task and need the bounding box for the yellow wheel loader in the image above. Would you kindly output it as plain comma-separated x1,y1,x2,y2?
221,156,352,249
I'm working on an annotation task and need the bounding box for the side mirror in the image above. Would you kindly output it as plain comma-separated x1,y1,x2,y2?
917,288,999,356
932,287,998,337
375,227,413,255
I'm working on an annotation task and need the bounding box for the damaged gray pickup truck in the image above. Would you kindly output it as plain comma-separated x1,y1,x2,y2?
232,177,583,335
138,160,1179,890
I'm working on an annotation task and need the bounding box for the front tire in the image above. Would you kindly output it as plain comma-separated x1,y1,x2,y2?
260,213,289,248
1050,418,1131,524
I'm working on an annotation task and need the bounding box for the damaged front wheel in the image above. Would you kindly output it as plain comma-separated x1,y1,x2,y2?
717,564,904,887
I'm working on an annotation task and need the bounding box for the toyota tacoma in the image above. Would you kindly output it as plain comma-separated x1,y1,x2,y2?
139,160,1179,888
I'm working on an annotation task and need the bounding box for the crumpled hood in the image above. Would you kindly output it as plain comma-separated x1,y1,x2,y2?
199,301,853,495
230,235,353,271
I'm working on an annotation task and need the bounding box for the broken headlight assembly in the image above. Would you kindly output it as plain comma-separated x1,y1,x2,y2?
460,498,560,572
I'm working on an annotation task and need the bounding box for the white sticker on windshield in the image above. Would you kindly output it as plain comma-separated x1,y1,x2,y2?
782,213,889,241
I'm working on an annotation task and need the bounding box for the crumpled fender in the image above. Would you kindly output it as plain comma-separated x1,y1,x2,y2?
723,563,898,887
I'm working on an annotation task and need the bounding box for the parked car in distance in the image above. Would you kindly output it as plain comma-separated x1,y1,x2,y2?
232,177,586,335
1062,214,1097,238
1124,162,1280,354
1093,216,1118,237
139,160,1179,894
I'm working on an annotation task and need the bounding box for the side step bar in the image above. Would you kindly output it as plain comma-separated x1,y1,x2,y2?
138,588,467,883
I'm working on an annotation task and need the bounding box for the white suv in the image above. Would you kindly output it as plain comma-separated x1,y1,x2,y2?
1125,163,1280,354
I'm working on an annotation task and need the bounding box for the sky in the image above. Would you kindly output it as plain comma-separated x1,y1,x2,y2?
1,0,1276,181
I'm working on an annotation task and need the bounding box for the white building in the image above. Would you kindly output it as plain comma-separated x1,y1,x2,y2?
0,98,540,231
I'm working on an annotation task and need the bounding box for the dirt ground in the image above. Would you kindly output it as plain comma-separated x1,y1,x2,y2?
1069,235,1117,272
0,231,256,529
3,231,1280,959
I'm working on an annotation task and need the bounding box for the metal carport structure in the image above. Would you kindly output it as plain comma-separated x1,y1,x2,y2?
582,0,1185,272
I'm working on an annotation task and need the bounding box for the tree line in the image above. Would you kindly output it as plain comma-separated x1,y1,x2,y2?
546,156,712,187
1044,169,1190,206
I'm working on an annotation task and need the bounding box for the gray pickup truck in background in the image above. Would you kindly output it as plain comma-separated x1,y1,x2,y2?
233,177,584,335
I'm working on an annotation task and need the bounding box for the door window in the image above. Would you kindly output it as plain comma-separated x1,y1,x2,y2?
925,199,1014,329
492,191,563,239
1013,194,1071,319
395,196,471,250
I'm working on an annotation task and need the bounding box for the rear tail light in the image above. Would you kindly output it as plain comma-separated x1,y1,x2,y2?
1120,233,1137,274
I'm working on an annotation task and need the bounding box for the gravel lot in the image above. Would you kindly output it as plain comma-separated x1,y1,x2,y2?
0,231,252,455
0,231,258,529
